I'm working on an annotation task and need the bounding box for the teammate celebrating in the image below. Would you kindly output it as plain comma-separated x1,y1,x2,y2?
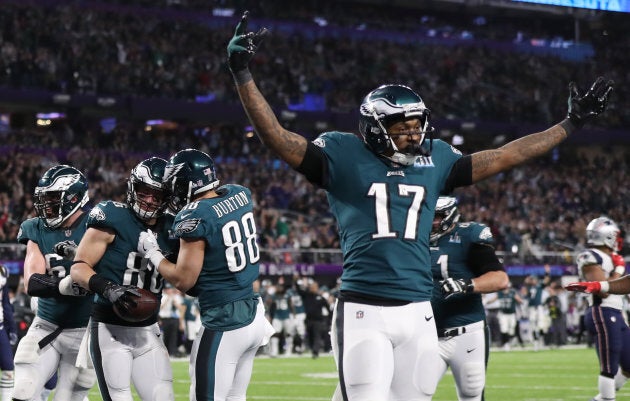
428,196,508,401
565,217,630,401
14,165,95,401
136,149,274,401
70,157,177,401
227,11,613,400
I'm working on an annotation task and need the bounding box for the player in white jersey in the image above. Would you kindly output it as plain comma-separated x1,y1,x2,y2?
566,217,630,401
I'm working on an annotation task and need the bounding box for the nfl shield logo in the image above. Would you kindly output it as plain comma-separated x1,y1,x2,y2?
356,311,364,319
65,230,72,237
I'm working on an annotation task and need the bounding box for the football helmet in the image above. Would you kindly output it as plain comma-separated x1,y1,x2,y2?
34,165,89,228
359,84,434,165
430,196,460,242
164,149,220,212
127,157,168,221
586,216,620,250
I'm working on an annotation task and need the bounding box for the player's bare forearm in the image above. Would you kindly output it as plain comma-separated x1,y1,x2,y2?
473,270,509,293
236,80,307,168
471,124,567,182
608,275,630,294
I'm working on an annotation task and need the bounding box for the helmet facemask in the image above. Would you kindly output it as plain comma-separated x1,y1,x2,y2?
34,166,89,229
586,217,620,250
430,196,460,242
127,158,168,221
359,84,434,166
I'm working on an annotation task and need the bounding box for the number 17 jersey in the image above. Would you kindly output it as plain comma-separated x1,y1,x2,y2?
315,132,463,302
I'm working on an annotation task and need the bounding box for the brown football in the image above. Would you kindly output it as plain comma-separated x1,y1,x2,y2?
113,288,159,323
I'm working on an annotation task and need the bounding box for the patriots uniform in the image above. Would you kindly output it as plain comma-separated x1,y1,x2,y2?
174,184,274,401
319,132,462,301
577,248,630,382
86,200,176,325
17,215,92,327
430,222,492,329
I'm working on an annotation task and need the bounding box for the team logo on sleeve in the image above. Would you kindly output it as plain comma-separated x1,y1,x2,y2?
313,138,326,148
174,218,201,236
89,207,106,221
479,227,493,240
450,145,463,155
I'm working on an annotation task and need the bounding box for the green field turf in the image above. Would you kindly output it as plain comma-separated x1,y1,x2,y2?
81,346,629,400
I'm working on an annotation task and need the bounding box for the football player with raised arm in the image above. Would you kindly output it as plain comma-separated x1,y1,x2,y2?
565,217,630,401
69,158,177,401
136,149,274,401
0,264,17,401
14,165,95,401
227,11,613,401
427,197,508,401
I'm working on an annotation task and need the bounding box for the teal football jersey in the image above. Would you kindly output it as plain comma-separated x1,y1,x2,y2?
430,222,494,329
17,214,92,328
498,289,518,313
86,201,176,309
316,132,463,301
172,184,259,330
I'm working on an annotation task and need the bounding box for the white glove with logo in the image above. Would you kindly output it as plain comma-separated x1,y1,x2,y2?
138,230,165,271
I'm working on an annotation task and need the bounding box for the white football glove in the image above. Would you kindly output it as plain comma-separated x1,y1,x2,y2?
138,229,165,271
58,275,90,297
53,240,77,260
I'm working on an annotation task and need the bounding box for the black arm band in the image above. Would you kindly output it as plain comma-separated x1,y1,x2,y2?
27,274,61,298
468,243,504,276
88,274,112,296
443,155,473,193
559,118,577,135
295,141,327,188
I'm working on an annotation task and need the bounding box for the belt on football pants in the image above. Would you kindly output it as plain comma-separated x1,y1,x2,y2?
437,320,485,338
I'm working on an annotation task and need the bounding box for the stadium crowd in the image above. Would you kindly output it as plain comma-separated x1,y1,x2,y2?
0,0,628,128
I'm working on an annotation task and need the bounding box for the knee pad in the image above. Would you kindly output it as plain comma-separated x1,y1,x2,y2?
457,363,485,398
152,381,174,401
76,366,97,388
12,367,39,400
13,335,40,364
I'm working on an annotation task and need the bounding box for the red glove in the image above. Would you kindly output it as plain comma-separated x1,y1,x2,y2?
612,253,626,268
565,281,602,294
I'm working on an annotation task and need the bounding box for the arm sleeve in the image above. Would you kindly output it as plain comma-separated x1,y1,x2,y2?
295,141,328,188
443,155,472,194
467,243,504,276
27,273,62,298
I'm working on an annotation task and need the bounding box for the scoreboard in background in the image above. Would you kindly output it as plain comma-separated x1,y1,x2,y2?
513,0,630,12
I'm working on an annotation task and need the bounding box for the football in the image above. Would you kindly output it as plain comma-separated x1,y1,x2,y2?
113,288,159,323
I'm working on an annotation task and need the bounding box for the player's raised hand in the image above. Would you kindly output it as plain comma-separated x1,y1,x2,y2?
565,281,602,294
566,77,614,128
227,11,269,81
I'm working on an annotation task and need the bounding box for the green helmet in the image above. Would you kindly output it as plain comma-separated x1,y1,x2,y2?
34,165,89,228
359,84,433,165
164,149,219,212
127,157,168,221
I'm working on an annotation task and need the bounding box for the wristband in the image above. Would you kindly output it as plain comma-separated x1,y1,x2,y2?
88,274,112,295
465,278,475,293
147,250,165,272
599,281,610,293
232,69,253,86
614,265,626,275
559,118,577,135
